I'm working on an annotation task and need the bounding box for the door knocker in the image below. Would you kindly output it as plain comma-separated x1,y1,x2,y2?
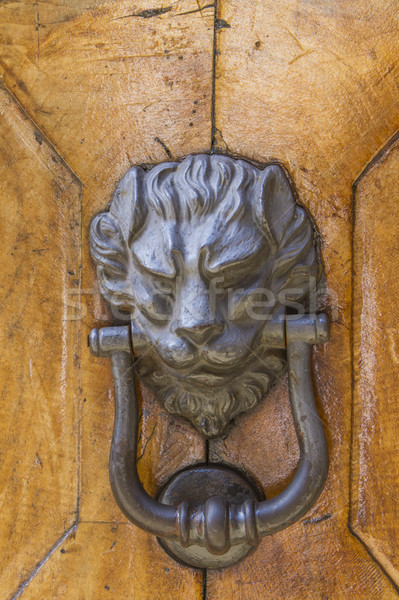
89,154,329,568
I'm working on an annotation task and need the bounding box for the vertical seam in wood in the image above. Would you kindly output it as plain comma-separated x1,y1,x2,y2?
76,184,83,526
202,566,207,600
348,143,357,563
204,4,219,595
211,0,218,151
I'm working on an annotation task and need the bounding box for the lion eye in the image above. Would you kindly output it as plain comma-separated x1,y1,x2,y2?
215,269,258,290
156,279,174,296
137,278,175,325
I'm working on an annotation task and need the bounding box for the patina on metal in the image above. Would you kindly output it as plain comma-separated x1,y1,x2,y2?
90,154,322,438
89,154,329,569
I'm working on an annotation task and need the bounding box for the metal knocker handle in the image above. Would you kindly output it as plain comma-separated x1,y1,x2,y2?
89,314,329,569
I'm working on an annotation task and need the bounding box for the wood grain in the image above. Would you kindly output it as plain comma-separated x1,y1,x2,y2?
0,0,214,176
17,523,203,600
0,1,213,597
209,0,399,597
209,376,300,500
0,83,80,598
352,135,399,586
2,0,399,597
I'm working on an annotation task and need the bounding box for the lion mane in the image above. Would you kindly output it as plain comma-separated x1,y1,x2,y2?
90,154,322,438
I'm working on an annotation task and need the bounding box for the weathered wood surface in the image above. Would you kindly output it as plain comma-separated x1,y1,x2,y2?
0,83,80,597
1,0,399,598
208,1,399,598
17,523,203,600
0,1,212,598
352,135,399,585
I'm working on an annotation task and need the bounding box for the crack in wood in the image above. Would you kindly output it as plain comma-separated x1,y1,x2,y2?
111,4,178,21
154,136,173,159
136,423,157,462
175,3,214,17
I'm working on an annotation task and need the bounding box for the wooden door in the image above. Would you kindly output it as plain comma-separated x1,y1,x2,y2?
1,1,399,598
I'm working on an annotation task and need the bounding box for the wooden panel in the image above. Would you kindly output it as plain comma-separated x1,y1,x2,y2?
0,0,213,176
17,523,203,600
0,83,80,598
2,0,399,596
0,1,212,597
207,526,393,600
208,1,399,597
352,135,399,585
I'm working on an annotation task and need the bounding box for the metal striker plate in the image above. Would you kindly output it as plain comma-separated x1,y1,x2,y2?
158,465,263,569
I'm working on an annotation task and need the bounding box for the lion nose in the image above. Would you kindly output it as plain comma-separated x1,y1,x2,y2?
176,322,224,346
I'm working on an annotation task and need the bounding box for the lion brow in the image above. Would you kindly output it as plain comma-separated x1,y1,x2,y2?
204,243,265,278
131,250,176,279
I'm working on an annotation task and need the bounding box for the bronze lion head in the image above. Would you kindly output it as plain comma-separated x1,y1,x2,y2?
90,154,321,437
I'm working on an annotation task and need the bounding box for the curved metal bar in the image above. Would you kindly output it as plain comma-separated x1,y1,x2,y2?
255,331,329,536
110,350,181,540
89,314,329,554
89,326,181,540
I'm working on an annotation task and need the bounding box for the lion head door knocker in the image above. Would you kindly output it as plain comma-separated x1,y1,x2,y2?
89,154,329,569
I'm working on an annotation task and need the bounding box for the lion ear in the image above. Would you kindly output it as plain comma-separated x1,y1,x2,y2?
110,166,146,244
89,166,147,309
256,164,297,249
